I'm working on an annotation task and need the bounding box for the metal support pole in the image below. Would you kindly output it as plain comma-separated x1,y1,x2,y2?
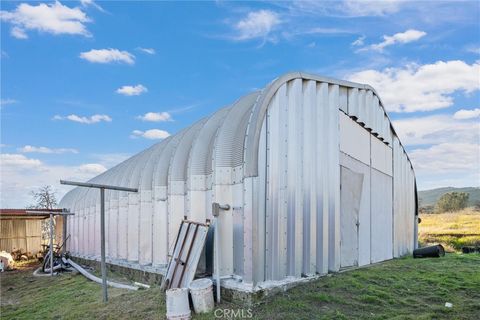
62,214,68,253
214,217,220,303
59,179,137,304
212,203,230,303
100,187,107,303
50,213,54,277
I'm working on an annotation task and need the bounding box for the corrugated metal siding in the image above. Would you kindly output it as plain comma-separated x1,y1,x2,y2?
59,72,416,287
393,136,416,257
263,79,340,281
370,169,393,263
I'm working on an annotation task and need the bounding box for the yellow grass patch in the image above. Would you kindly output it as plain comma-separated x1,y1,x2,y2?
419,208,480,251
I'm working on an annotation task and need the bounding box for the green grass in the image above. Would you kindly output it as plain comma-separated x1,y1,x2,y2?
2,255,479,319
253,254,480,320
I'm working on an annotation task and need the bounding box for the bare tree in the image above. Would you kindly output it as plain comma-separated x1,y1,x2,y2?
28,186,58,245
28,186,57,209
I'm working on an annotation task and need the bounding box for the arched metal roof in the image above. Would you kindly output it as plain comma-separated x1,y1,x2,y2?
60,72,413,209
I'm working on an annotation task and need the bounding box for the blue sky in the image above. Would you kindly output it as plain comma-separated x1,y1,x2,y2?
1,0,479,208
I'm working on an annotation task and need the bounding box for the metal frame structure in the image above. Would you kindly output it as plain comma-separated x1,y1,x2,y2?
59,72,417,294
60,180,138,302
25,210,74,276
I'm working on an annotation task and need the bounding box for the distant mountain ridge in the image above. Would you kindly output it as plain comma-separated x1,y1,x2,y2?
418,187,480,207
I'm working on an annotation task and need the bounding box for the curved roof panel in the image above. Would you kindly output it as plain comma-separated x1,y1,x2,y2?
60,72,413,210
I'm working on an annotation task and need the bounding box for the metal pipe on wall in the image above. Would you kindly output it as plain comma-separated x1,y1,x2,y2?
100,188,107,302
212,202,230,303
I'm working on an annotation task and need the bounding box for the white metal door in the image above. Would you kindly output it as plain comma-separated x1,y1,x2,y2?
340,166,363,268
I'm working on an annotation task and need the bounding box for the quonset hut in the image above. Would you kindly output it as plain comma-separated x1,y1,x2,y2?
60,72,417,292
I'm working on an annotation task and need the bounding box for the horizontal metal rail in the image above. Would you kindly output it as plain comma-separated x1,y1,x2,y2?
60,180,138,192
25,210,75,216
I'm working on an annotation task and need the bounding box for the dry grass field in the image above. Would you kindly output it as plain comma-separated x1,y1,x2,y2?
419,208,480,251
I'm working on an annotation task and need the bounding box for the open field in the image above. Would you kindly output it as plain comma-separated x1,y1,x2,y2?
419,208,480,251
2,254,479,319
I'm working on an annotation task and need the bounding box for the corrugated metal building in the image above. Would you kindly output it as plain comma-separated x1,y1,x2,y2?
59,72,417,290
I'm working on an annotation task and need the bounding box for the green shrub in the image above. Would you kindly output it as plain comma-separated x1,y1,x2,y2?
434,192,469,213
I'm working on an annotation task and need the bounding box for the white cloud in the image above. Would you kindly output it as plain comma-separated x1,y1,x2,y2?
1,153,42,169
348,60,480,112
369,29,426,51
466,46,480,55
0,98,17,106
284,0,404,17
453,108,480,120
392,114,479,146
341,0,403,16
53,114,112,124
80,0,105,13
282,27,353,40
0,2,91,39
351,35,365,46
131,129,170,140
136,112,172,122
233,10,281,41
137,47,155,55
90,153,131,168
392,113,480,189
1,153,108,208
410,142,480,190
19,145,78,154
75,163,107,175
80,49,135,65
11,26,28,39
116,84,148,96
409,143,479,173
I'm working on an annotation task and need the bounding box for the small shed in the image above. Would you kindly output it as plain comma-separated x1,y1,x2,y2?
0,209,64,255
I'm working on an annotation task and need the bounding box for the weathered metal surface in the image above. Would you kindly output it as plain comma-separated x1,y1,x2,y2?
163,221,209,289
340,166,363,268
393,136,416,257
339,152,371,267
60,72,416,290
370,169,394,263
339,112,370,165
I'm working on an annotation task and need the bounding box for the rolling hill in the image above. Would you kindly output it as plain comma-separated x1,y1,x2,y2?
418,187,480,208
